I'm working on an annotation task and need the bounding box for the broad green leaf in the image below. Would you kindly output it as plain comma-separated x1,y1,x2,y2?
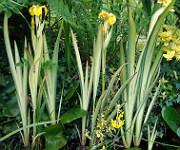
64,82,79,101
60,107,86,124
45,124,67,150
3,103,19,117
162,106,180,135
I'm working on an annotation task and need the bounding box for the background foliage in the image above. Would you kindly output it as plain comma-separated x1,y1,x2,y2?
0,0,180,149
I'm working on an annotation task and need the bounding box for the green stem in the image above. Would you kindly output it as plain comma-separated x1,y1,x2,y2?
33,109,36,138
101,48,106,95
81,116,87,147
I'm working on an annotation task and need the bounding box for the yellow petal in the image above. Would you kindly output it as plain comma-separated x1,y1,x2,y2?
41,5,48,16
176,53,180,61
111,119,124,129
159,31,172,42
172,44,180,53
162,46,171,52
34,5,42,16
29,5,36,16
98,10,109,20
107,13,116,27
163,50,175,61
116,112,124,120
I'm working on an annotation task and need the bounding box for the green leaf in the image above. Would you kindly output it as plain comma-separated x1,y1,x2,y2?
42,60,56,71
64,82,79,101
176,95,180,104
2,98,19,117
45,124,67,150
162,106,180,135
177,127,180,137
175,83,180,89
47,0,76,27
142,0,152,15
60,107,86,124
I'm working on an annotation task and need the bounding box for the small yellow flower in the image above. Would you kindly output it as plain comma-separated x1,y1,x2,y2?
98,10,109,20
100,146,106,150
96,130,104,138
107,13,116,27
174,38,180,46
111,119,124,129
159,77,168,84
172,44,180,53
175,53,180,61
159,31,173,42
160,92,167,100
162,46,171,52
85,129,91,140
163,50,175,61
157,0,172,6
111,111,124,129
160,24,180,62
116,112,124,120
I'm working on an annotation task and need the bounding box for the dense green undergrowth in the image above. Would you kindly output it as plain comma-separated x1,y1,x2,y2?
0,0,180,150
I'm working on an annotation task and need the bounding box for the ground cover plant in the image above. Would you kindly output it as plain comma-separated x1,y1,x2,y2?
0,0,180,150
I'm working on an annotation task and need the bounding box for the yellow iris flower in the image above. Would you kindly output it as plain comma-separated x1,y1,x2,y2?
98,10,116,27
29,5,48,17
29,5,42,16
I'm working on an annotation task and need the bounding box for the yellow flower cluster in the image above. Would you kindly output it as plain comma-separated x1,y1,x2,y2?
111,112,124,129
159,25,180,61
157,0,172,6
29,5,48,17
98,10,116,27
95,114,107,140
95,112,115,141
